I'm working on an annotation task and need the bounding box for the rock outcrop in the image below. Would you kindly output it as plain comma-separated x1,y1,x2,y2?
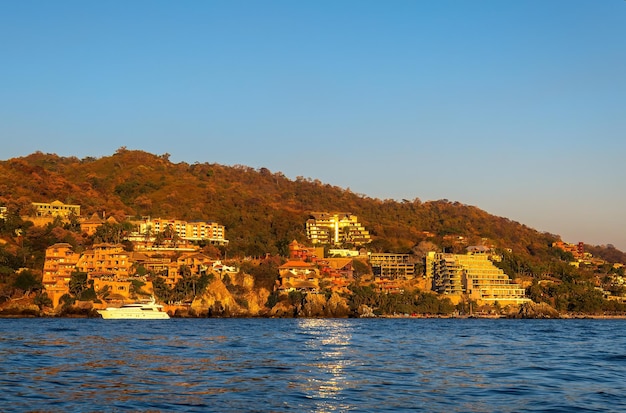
513,301,560,319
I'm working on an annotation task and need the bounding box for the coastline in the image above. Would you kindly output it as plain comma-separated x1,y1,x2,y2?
3,310,626,319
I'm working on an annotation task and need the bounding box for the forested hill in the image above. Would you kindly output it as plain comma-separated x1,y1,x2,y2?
0,148,615,263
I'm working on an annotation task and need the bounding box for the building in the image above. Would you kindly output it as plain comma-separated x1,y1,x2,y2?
79,213,106,236
42,243,81,307
369,253,415,280
328,248,368,258
288,240,323,261
170,252,215,286
92,279,135,301
425,248,529,306
136,217,228,245
278,260,321,292
131,251,171,276
552,241,585,260
306,212,371,246
76,243,133,279
318,258,354,292
32,200,80,218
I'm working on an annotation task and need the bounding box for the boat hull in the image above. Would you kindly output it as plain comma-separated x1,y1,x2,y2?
97,309,170,319
97,300,170,319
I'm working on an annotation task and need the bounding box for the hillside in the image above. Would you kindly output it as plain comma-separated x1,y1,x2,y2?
1,148,563,261
2,149,626,317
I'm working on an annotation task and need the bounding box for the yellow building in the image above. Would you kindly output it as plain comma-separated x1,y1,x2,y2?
79,213,116,236
92,279,132,300
76,243,133,278
177,252,213,275
92,278,155,301
306,212,371,246
42,243,80,307
425,249,529,306
278,260,321,292
137,218,228,245
131,251,171,277
32,200,80,218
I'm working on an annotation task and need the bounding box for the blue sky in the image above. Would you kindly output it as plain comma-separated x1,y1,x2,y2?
1,1,625,250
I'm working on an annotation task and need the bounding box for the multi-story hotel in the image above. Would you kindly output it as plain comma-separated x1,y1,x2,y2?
137,218,228,245
42,243,81,307
306,212,371,246
425,249,529,306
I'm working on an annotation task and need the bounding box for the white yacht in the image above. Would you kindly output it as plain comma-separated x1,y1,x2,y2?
97,297,170,319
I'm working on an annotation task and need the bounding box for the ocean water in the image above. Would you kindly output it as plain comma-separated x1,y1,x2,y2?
1,318,625,412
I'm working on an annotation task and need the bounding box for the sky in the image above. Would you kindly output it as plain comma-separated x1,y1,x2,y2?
1,1,625,250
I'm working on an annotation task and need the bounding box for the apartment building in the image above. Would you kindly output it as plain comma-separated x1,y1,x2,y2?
369,253,416,280
42,243,81,307
137,218,228,245
306,212,371,246
425,249,529,305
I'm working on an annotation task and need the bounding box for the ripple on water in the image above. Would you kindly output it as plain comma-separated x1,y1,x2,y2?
1,319,626,412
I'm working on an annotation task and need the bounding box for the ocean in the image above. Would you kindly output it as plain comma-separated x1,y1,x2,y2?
1,318,625,412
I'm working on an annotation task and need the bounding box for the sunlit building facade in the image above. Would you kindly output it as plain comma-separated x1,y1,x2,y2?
425,249,529,305
32,200,80,218
42,243,81,307
137,218,228,245
306,212,371,246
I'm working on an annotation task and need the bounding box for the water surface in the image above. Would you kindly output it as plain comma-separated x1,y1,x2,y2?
1,318,625,412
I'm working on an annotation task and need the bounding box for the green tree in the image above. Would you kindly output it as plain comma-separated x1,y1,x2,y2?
34,292,53,309
59,293,75,307
130,279,150,297
79,286,97,301
351,259,371,284
13,270,42,295
69,271,89,297
153,276,172,303
93,221,134,244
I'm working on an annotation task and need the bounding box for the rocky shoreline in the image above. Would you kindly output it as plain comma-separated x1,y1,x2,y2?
3,289,625,319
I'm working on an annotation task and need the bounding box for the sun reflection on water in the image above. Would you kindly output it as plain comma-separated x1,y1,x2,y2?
296,319,354,412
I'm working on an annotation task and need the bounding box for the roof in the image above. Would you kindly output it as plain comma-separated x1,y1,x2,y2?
326,258,352,270
467,245,490,253
81,213,104,224
47,242,74,249
279,260,316,269
130,252,150,261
